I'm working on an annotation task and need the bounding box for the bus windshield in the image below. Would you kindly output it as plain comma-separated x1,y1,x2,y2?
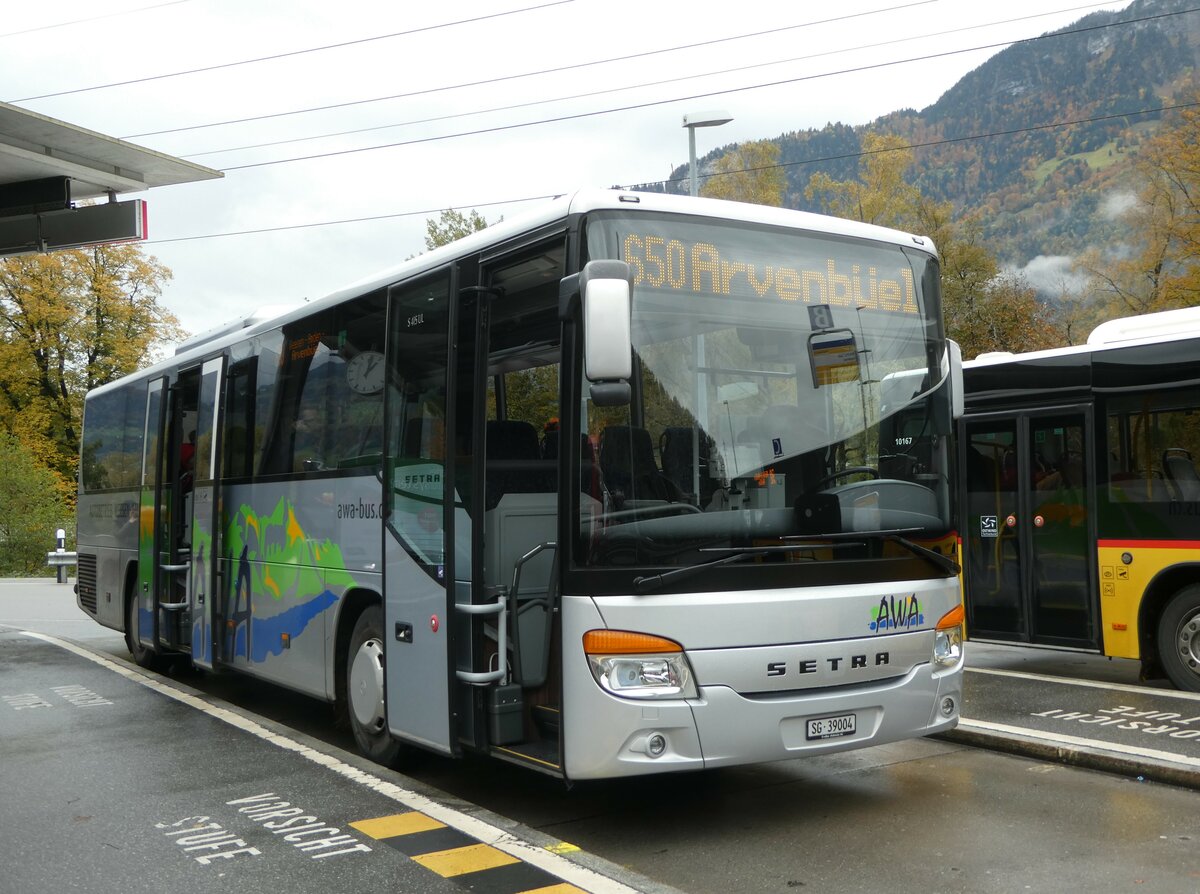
577,211,953,575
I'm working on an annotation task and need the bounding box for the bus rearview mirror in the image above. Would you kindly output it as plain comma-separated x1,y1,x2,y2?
581,260,633,404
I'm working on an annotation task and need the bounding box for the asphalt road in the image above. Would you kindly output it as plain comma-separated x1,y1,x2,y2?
4,578,1200,894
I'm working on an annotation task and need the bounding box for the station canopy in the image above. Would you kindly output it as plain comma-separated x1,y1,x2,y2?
0,100,221,257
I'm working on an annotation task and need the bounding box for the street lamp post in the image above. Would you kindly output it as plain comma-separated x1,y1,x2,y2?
682,110,733,197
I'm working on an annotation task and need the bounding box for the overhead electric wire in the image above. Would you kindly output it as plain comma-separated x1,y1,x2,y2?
10,0,576,103
120,0,937,140
176,1,1132,161
213,5,1198,173
0,0,189,39
145,99,1200,246
147,194,559,244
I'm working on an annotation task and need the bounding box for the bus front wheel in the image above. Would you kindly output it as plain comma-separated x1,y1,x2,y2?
346,605,403,766
1157,585,1200,692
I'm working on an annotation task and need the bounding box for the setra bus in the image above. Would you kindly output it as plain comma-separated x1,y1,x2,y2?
75,189,965,779
960,307,1200,692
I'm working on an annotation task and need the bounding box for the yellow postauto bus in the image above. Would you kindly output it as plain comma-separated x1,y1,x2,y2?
960,307,1200,691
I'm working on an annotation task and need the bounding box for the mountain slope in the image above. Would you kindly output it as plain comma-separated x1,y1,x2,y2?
650,0,1200,291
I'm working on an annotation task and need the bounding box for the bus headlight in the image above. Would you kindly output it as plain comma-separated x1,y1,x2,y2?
933,604,965,668
583,630,698,700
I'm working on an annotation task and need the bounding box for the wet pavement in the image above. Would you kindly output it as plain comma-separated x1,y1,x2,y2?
946,641,1200,790
0,625,680,894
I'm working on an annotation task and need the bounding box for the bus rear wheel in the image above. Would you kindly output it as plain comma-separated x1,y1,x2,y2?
347,605,403,766
1157,585,1200,692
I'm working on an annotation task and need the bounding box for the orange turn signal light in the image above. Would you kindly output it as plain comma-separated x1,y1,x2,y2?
936,604,965,630
583,630,683,655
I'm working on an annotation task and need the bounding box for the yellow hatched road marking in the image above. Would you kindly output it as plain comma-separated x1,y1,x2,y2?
413,842,521,877
350,812,446,839
519,885,589,894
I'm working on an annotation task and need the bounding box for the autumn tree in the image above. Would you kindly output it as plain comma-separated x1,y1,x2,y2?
425,208,491,251
804,133,921,228
804,132,1063,357
1079,99,1200,318
0,433,69,575
699,140,786,207
0,243,179,489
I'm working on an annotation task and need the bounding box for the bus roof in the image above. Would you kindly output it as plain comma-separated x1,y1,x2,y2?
93,189,939,396
964,306,1200,371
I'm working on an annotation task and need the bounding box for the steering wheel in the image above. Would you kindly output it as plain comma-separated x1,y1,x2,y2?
817,466,879,489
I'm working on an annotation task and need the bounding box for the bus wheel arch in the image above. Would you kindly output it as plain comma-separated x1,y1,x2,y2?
1156,583,1200,693
1138,566,1200,684
335,592,403,766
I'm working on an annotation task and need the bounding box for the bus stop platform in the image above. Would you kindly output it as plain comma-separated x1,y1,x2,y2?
945,642,1200,791
0,625,678,894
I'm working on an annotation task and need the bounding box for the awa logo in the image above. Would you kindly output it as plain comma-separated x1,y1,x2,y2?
869,594,924,633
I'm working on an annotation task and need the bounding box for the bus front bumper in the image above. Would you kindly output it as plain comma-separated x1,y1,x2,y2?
563,662,962,780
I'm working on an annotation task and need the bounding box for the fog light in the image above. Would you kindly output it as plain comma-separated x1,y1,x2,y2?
647,733,667,757
941,696,956,717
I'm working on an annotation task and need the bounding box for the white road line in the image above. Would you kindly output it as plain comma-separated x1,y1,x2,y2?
966,666,1200,701
958,718,1200,768
20,630,641,894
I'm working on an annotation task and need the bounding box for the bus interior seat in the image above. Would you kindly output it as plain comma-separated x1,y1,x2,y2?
542,429,603,500
660,426,716,504
1163,448,1200,501
599,425,681,505
485,419,552,509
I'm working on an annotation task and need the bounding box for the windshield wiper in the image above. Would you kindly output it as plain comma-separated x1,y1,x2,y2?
784,527,960,576
632,543,861,594
633,547,770,594
880,530,960,575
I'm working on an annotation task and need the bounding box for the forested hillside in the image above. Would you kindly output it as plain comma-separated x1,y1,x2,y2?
643,0,1199,290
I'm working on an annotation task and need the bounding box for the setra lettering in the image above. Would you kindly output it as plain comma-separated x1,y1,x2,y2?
766,652,890,678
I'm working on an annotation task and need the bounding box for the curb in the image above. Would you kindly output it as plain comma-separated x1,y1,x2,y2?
937,720,1200,792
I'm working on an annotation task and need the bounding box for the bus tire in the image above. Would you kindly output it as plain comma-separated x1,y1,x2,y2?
125,593,160,670
346,605,403,766
1157,585,1200,693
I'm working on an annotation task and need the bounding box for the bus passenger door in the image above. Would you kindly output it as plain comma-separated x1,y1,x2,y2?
189,357,225,670
382,272,458,755
961,408,1097,648
140,370,203,655
135,377,170,657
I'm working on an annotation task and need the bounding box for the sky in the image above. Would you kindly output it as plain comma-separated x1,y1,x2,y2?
0,0,1136,342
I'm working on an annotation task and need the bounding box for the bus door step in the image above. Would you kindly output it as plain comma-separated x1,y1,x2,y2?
532,703,560,736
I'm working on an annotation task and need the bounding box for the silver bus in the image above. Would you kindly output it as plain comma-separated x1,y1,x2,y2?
75,190,965,780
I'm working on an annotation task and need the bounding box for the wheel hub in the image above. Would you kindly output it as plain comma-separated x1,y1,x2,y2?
349,637,386,732
1176,613,1200,676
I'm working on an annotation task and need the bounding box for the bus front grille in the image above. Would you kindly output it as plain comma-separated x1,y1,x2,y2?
76,553,98,614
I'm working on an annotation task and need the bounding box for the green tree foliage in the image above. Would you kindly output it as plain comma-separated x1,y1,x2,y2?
425,209,490,251
699,140,786,207
0,244,179,491
0,432,69,575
